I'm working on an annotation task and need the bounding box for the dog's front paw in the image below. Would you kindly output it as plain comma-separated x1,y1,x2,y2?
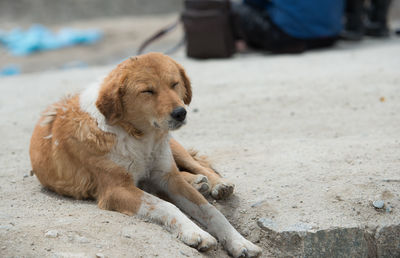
178,227,217,252
211,180,235,200
191,174,211,196
226,238,262,258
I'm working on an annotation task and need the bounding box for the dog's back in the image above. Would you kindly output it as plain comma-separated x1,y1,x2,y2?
30,95,113,199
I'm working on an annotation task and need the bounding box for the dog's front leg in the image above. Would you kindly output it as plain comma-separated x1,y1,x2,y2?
159,169,262,258
95,165,216,251
136,191,217,251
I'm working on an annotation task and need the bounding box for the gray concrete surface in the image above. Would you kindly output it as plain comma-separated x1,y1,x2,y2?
1,38,400,257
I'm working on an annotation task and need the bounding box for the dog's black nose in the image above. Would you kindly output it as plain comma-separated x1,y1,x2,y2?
171,107,187,122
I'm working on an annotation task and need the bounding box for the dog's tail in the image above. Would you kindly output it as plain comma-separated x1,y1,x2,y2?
40,105,58,126
39,95,72,127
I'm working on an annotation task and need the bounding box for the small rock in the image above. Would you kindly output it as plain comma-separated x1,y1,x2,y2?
385,205,393,213
292,205,298,209
96,253,105,258
251,200,266,208
53,252,87,257
373,200,385,209
23,174,29,178
121,228,134,238
179,250,190,257
0,225,13,230
192,108,199,113
76,236,90,244
1,246,6,250
286,223,313,232
257,217,277,231
45,230,59,238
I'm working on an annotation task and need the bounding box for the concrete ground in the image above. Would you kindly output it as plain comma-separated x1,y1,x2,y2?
1,37,400,257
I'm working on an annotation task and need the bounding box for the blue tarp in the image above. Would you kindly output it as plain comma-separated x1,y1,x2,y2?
0,65,20,77
0,24,102,56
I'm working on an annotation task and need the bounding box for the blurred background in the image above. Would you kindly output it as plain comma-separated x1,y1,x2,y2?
0,0,399,75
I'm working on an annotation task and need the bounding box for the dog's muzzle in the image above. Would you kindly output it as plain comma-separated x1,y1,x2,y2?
168,107,187,130
170,107,187,123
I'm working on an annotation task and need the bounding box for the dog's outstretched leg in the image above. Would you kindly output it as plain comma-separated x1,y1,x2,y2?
170,138,234,199
156,169,262,258
96,166,217,251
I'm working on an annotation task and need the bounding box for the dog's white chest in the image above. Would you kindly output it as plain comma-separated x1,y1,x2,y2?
79,86,172,182
108,130,172,182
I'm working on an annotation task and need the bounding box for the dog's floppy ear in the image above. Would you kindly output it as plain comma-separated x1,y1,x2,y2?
96,73,126,125
176,63,192,105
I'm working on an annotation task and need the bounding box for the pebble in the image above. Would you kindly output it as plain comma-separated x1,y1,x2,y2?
45,230,59,238
251,200,266,208
179,250,190,257
385,205,393,213
122,229,132,238
96,253,105,258
373,200,385,209
1,246,6,250
285,223,313,232
257,217,277,231
0,225,13,230
23,174,29,178
76,236,90,244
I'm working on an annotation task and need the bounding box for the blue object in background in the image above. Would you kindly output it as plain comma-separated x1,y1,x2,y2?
0,24,103,56
244,0,344,39
0,65,21,77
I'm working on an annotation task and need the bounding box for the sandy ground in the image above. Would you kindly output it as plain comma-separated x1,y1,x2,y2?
1,36,400,257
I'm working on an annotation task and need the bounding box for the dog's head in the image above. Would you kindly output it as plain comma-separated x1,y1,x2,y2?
96,53,192,133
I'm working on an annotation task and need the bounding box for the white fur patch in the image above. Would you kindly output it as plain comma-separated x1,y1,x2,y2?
79,82,173,183
138,192,216,246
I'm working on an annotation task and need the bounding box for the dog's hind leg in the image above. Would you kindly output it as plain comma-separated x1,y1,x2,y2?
170,138,234,199
180,171,211,196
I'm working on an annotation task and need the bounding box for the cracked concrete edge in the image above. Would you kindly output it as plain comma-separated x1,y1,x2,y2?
256,220,400,257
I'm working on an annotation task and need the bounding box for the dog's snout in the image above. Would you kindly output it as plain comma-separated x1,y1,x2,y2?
171,107,187,122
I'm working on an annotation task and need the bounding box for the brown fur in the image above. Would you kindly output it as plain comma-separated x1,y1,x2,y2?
27,53,261,257
29,52,220,214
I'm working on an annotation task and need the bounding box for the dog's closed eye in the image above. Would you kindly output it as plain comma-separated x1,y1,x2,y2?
141,89,155,95
171,82,179,89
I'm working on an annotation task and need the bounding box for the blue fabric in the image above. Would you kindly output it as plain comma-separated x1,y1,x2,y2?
244,0,344,39
0,65,20,77
0,24,102,56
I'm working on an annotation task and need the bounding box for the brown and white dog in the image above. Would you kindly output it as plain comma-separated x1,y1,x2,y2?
29,53,262,257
